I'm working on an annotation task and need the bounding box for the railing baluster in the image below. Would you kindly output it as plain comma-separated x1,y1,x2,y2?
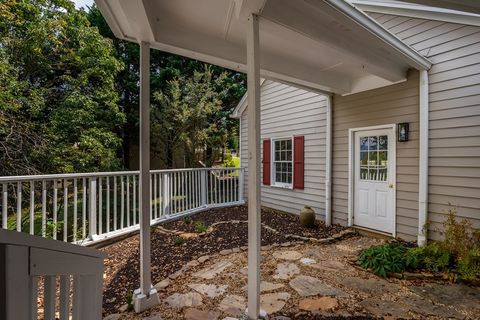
173,172,177,214
30,181,35,235
2,183,6,229
113,176,117,231
44,275,56,320
53,180,58,239
120,176,124,229
126,175,130,227
158,173,162,217
182,172,186,212
64,179,68,241
82,178,86,239
153,173,157,219
73,179,78,242
88,178,97,239
106,177,110,233
60,275,70,320
133,175,137,225
16,181,22,232
42,181,47,236
150,174,153,219
98,177,102,235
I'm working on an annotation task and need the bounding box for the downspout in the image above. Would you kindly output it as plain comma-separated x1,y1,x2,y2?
325,95,332,226
418,70,429,246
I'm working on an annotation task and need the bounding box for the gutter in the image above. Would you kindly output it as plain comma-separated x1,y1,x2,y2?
323,0,432,71
418,70,429,246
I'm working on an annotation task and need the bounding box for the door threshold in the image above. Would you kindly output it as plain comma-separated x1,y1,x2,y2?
352,226,393,239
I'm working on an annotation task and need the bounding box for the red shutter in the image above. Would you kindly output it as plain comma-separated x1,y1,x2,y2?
262,139,271,185
293,136,305,189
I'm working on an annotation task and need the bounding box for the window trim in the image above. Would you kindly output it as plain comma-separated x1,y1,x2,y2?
271,137,294,189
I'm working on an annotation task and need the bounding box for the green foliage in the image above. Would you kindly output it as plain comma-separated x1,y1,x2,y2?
358,242,406,277
359,206,480,282
0,0,124,175
174,236,185,246
126,291,134,311
194,221,207,234
183,216,192,225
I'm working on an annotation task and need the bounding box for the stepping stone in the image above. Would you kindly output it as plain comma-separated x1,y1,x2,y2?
165,292,203,308
300,258,316,265
299,297,338,312
193,261,232,280
185,308,220,320
104,314,122,320
154,278,171,291
359,298,408,317
272,250,302,261
188,283,228,298
260,292,291,314
273,262,300,280
219,295,246,316
289,276,348,297
410,283,480,312
339,276,398,295
308,260,348,272
242,281,285,293
198,255,210,263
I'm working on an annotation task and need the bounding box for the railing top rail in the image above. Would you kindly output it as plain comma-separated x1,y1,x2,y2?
0,167,244,183
0,229,106,258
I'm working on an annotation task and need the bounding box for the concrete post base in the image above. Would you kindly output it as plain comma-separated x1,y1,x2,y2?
133,287,160,313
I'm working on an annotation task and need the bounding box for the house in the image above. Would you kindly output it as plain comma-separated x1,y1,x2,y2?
232,1,480,244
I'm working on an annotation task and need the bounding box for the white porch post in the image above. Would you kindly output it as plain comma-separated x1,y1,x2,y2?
418,69,429,246
246,13,262,320
133,41,160,312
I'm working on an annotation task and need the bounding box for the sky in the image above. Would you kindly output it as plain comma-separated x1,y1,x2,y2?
73,0,94,9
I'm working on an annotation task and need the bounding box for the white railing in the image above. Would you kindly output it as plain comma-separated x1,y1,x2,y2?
0,229,105,320
0,167,244,245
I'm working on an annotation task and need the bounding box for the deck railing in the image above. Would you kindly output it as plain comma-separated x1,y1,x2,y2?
0,229,105,320
0,167,244,245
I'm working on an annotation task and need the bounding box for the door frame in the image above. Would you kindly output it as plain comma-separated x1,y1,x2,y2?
347,124,397,237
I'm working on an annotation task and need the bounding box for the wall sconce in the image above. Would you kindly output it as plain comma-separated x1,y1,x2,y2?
398,123,409,142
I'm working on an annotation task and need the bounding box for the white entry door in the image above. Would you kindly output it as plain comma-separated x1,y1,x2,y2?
353,128,395,234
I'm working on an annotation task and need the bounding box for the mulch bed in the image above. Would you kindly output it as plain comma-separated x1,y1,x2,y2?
100,205,344,315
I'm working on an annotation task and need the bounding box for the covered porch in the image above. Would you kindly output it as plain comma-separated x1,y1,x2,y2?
94,0,431,318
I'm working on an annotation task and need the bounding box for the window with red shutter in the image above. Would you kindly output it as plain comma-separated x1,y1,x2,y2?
271,138,293,188
293,136,305,189
262,139,271,185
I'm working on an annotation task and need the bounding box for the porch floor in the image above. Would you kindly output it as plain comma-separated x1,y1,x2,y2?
106,234,480,320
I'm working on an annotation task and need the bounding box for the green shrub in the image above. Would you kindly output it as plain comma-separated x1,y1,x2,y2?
174,236,185,246
457,249,480,281
222,154,240,168
195,221,207,233
183,216,192,225
358,242,407,277
126,291,134,311
406,243,452,272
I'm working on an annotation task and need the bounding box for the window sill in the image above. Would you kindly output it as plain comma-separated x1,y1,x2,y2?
270,183,293,190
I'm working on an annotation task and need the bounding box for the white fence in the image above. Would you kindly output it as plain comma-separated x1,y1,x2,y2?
0,167,244,245
0,229,105,320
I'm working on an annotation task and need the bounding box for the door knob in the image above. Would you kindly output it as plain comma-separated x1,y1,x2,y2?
388,184,394,189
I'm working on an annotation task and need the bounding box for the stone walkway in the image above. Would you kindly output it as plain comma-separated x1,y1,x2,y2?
106,235,480,320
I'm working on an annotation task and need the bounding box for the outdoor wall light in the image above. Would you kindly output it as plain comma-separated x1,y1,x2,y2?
397,123,409,142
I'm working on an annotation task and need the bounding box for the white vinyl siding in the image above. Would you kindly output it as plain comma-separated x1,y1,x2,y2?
368,12,480,239
240,80,327,217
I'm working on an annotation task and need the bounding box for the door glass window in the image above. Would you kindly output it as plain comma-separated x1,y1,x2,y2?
359,135,388,181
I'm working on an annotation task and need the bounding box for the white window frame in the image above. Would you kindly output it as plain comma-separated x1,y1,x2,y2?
271,137,294,189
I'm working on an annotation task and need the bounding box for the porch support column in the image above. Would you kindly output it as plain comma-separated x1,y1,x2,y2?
325,95,332,226
133,41,160,312
418,69,429,246
246,13,262,320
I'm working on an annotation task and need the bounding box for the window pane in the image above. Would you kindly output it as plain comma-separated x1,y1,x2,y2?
275,151,280,161
368,151,378,166
378,168,387,181
282,172,287,183
360,167,368,180
287,172,292,183
360,137,369,151
378,151,388,167
276,172,281,182
286,139,292,150
369,136,378,150
368,169,377,180
286,150,292,161
275,163,281,172
275,140,281,150
286,162,292,173
379,135,388,150
360,152,368,166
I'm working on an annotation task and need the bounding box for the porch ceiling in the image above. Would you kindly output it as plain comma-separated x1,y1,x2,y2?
95,0,431,94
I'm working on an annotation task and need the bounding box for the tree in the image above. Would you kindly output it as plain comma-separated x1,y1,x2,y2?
87,5,246,169
0,0,125,175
